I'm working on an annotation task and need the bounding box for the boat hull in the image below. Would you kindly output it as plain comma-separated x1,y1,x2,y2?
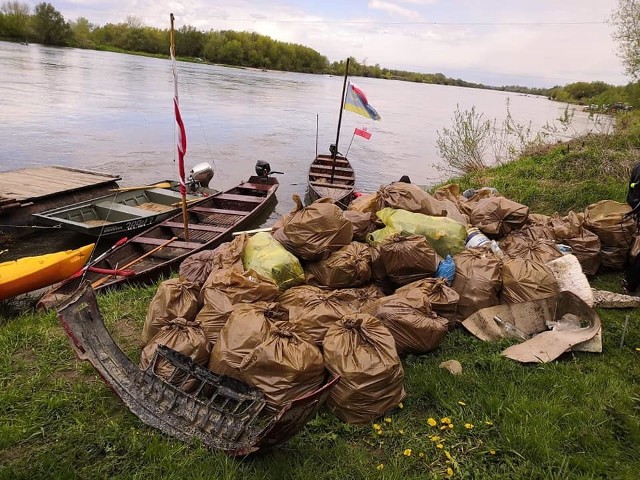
0,244,94,300
308,154,355,208
37,176,279,308
33,187,203,238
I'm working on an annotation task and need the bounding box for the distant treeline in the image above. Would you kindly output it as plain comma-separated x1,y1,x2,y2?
1,1,638,106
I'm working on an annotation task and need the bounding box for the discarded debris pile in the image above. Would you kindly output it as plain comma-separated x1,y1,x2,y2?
58,181,637,453
142,183,638,431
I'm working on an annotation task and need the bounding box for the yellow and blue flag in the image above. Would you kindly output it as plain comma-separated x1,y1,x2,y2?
344,81,381,120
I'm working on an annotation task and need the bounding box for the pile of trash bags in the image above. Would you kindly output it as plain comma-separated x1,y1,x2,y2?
139,181,638,425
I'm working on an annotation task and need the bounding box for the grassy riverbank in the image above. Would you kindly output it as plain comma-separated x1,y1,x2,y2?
1,116,640,479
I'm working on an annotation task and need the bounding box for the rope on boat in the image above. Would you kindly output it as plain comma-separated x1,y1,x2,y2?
0,223,62,229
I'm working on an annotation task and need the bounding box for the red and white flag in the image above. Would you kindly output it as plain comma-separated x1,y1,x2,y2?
170,44,187,195
354,127,372,140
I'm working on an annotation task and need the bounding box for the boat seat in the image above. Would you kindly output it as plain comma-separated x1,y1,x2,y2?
311,164,353,173
95,202,151,216
309,172,355,181
189,206,249,216
310,181,353,190
238,182,274,192
162,221,227,233
214,193,264,203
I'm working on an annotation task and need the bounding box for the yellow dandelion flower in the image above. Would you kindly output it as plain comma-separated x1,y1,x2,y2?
441,417,451,425
446,467,454,477
385,417,392,423
457,401,466,406
429,435,441,442
403,448,412,457
377,463,384,471
489,449,496,455
448,423,454,429
484,420,493,425
373,423,381,430
419,452,425,458
436,443,444,449
445,450,452,461
636,347,640,352
398,402,404,409
399,429,405,435
427,417,437,427
464,423,474,429
376,429,384,435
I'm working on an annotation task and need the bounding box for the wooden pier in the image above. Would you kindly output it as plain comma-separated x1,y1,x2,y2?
0,166,121,241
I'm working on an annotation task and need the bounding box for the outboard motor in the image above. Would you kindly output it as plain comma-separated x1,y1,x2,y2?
255,160,272,178
187,162,214,190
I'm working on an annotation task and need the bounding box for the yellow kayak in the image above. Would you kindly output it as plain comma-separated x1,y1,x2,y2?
0,244,94,301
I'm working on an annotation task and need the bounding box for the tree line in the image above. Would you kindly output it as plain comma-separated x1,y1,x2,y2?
2,0,640,107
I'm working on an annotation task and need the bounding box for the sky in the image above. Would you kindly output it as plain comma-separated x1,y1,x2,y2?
28,0,629,88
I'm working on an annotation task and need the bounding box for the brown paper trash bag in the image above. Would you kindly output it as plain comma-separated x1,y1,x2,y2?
451,248,502,323
238,324,326,408
188,234,248,288
347,192,382,214
583,200,636,247
338,284,387,313
305,241,372,288
142,278,201,346
500,258,559,304
140,317,211,392
374,234,441,286
343,210,378,242
196,268,279,346
276,284,327,312
468,196,529,237
378,182,445,216
501,237,563,264
462,291,601,363
323,313,405,424
207,302,288,376
289,290,360,346
372,289,448,355
273,197,353,261
432,183,466,208
548,213,602,275
396,277,460,317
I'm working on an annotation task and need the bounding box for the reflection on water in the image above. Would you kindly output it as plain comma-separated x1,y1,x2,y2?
0,40,596,257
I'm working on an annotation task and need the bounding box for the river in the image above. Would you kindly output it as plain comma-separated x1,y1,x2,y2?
0,41,594,256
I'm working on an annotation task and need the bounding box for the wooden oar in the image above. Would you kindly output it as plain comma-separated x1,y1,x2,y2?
110,182,172,192
90,236,178,289
232,227,275,236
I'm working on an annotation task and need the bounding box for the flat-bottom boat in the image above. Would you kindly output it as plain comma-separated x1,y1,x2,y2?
33,187,203,238
0,243,94,301
307,152,355,207
37,171,279,309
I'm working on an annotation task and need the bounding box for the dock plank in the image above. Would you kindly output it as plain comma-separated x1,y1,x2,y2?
0,166,120,203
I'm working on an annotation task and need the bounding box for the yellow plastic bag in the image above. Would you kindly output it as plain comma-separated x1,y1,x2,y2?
243,232,305,290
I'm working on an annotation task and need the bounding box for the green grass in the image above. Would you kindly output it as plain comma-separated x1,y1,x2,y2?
2,117,640,478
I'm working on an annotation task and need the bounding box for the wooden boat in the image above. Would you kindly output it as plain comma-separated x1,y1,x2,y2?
308,152,355,206
0,243,94,301
308,57,379,208
57,284,338,454
33,186,203,238
37,175,279,308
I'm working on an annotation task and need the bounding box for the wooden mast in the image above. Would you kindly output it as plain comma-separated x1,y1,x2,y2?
170,13,190,241
330,57,350,183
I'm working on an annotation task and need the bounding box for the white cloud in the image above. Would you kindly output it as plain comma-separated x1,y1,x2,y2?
368,0,423,20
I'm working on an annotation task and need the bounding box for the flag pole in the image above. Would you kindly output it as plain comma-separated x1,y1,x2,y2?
331,57,350,183
170,13,190,241
346,129,356,157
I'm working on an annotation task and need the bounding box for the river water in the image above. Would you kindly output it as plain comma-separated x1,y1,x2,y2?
1,41,593,256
